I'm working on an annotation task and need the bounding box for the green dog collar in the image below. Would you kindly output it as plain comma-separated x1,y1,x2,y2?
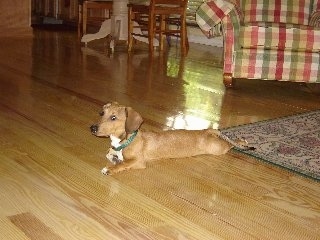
113,130,138,151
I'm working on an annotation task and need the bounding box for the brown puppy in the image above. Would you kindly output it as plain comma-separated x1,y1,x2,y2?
90,102,254,175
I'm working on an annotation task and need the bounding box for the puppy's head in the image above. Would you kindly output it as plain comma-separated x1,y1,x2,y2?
90,102,143,139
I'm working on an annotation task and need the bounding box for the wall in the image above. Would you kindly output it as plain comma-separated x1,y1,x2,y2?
0,0,32,36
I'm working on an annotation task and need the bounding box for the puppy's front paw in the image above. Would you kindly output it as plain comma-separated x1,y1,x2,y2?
101,167,110,175
101,167,116,175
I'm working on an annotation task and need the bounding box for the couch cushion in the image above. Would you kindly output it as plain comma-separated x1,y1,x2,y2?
233,48,320,82
241,0,312,25
238,23,320,52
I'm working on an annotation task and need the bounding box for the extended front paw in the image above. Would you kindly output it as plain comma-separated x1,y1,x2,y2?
102,167,118,176
101,167,117,175
101,165,121,175
101,167,110,175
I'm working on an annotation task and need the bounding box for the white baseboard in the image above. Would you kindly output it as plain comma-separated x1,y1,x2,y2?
187,26,223,47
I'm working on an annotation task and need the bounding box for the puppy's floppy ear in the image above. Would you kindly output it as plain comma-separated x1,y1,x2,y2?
125,107,143,134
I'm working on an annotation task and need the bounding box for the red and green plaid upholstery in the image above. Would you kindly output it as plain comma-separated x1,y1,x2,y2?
233,49,320,81
241,0,312,25
239,23,320,52
196,0,234,32
196,0,320,83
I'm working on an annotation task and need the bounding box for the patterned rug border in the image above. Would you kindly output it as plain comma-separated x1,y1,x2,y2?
221,109,320,181
231,148,320,182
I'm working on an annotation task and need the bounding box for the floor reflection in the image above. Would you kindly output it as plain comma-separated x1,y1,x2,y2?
165,50,225,130
79,38,226,131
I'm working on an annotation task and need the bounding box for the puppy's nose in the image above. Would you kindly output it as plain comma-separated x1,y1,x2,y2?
90,124,98,134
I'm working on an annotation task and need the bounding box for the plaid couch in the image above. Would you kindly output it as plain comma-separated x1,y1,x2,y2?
196,0,320,87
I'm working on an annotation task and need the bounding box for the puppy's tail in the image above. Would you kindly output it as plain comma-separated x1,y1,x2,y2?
212,130,255,151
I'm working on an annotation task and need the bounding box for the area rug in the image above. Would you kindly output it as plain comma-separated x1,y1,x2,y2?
221,110,320,181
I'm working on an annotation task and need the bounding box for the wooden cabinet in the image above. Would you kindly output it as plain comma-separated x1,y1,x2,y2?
31,0,112,27
31,0,79,25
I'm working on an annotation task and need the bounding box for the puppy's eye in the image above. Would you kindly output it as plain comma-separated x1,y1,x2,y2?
99,111,104,116
110,115,117,121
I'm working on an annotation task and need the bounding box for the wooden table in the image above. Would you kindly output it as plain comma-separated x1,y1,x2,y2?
78,0,113,37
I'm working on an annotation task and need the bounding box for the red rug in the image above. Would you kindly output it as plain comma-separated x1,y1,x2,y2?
222,110,320,181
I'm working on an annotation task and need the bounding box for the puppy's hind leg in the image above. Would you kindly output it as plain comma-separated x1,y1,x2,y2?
207,129,255,151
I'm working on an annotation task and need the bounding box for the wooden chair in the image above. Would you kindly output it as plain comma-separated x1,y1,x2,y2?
127,0,189,54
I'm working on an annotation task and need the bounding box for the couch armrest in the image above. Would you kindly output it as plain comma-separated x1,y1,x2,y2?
196,1,242,77
309,11,320,27
196,0,235,37
221,8,242,76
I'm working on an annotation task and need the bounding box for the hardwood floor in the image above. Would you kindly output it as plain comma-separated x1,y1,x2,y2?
0,28,319,240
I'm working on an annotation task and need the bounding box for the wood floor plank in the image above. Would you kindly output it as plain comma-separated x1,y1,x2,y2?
0,216,30,240
9,213,64,240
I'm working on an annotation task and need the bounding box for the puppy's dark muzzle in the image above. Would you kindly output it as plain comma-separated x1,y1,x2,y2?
90,124,99,135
